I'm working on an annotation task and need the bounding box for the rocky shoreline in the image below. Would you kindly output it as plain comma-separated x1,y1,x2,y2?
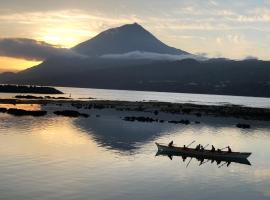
0,98,270,121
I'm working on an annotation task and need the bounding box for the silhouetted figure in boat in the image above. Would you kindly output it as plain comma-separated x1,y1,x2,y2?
168,141,173,147
211,145,216,152
227,146,232,153
217,148,222,153
200,146,205,151
195,144,201,151
183,145,187,149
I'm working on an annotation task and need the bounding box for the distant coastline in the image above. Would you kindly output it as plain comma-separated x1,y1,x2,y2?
0,85,63,94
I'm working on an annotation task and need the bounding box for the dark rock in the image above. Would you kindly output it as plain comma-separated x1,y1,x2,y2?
168,119,190,125
123,116,156,123
54,110,89,118
15,95,44,99
7,108,47,116
195,113,202,117
236,123,251,129
0,108,7,113
46,96,71,100
81,113,90,118
71,103,83,109
15,95,71,100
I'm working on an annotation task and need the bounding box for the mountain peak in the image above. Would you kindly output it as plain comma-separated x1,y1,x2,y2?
121,22,143,29
124,22,141,27
103,23,146,35
72,23,189,56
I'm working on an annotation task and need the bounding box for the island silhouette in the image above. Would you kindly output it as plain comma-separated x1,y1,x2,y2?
1,23,269,97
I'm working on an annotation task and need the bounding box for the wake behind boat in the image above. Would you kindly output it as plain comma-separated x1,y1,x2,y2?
155,142,252,166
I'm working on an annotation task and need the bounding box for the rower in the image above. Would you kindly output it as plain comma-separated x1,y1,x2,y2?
227,146,232,153
183,145,187,149
211,145,216,152
168,140,173,147
217,148,222,153
195,144,201,151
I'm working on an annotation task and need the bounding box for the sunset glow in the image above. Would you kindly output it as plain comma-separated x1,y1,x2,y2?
0,57,42,72
39,27,96,48
0,1,270,72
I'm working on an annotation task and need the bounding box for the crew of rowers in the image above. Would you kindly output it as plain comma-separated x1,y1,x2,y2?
168,141,232,153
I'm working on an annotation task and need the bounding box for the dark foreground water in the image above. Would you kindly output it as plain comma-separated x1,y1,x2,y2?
0,105,270,200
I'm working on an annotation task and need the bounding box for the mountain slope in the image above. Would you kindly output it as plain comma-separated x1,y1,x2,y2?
2,59,270,97
72,23,189,56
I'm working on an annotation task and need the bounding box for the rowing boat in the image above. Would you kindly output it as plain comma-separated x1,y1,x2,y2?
155,142,251,160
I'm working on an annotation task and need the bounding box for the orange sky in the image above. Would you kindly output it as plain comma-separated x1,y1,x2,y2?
0,57,41,72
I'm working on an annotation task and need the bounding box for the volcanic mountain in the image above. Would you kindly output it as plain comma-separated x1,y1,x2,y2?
72,23,189,56
1,23,270,97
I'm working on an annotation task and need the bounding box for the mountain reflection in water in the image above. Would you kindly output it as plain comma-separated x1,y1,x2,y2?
74,115,176,152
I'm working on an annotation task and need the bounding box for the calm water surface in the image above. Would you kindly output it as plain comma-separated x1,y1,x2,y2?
0,105,270,200
1,86,270,108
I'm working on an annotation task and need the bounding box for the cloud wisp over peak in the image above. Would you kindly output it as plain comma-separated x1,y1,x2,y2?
100,51,207,61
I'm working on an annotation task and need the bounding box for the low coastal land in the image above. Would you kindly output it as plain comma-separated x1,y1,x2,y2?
0,85,63,94
1,97,270,124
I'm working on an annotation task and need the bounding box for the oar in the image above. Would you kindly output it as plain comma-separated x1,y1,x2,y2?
186,157,193,168
203,144,209,149
220,146,229,150
168,155,173,160
187,140,196,148
218,162,227,168
199,159,210,166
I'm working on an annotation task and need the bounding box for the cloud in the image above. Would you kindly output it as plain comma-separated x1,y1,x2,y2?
196,52,209,57
0,2,269,61
0,38,82,60
100,51,207,61
244,55,258,60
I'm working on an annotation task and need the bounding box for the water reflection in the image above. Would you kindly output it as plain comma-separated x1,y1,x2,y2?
156,151,251,168
0,103,41,110
73,112,270,154
74,116,176,152
1,110,270,200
